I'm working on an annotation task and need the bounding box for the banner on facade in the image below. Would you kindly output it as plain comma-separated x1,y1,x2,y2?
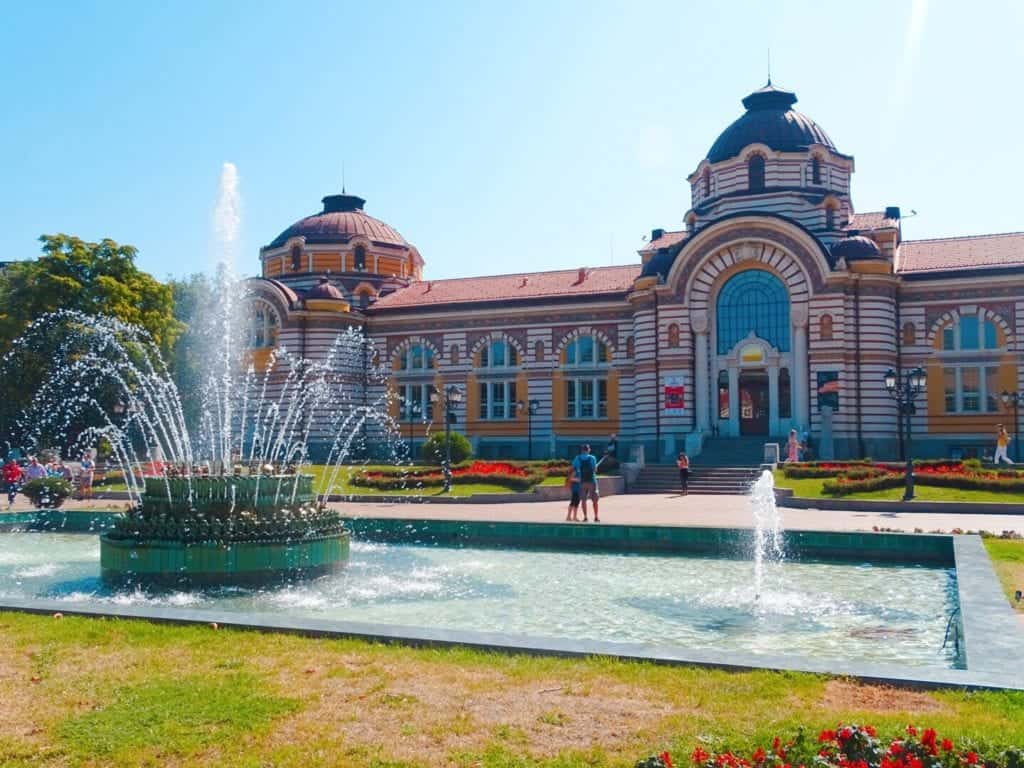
664,376,685,410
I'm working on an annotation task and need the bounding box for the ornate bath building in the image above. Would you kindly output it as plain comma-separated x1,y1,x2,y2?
246,82,1024,462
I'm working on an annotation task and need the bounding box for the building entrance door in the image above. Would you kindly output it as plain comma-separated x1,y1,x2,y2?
739,370,769,435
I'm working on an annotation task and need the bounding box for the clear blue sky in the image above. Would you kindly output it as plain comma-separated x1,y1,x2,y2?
2,1,1022,281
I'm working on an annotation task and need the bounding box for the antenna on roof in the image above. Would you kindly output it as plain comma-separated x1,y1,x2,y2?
767,48,772,85
342,160,346,194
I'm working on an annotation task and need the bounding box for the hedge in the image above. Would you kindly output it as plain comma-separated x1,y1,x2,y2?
349,460,546,492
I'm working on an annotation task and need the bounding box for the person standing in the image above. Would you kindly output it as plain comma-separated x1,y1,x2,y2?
602,433,619,472
24,456,47,482
676,451,690,495
572,444,600,523
564,466,581,522
994,425,1014,465
3,457,22,509
79,452,95,499
785,429,801,463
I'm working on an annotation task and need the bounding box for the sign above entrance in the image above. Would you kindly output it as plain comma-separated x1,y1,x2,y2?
739,343,766,364
664,376,685,410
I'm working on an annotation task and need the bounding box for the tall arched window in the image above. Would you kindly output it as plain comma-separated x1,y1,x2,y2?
819,314,833,341
479,339,518,368
811,156,822,185
477,338,520,420
902,322,917,346
936,310,1005,414
667,323,680,348
564,335,609,366
358,291,370,310
248,301,279,348
397,343,435,371
716,270,790,354
354,245,367,271
702,168,711,198
562,334,611,420
290,245,302,271
748,154,765,193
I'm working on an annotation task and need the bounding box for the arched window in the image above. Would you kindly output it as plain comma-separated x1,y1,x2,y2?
812,156,822,185
748,154,765,193
779,367,792,418
819,314,833,341
825,206,835,231
715,270,790,354
936,310,1005,414
564,334,610,366
290,245,302,271
248,301,279,349
534,340,545,362
667,323,680,348
626,337,635,359
902,322,917,346
939,312,1001,351
358,292,370,310
354,245,367,271
702,168,711,198
479,338,518,368
397,343,435,371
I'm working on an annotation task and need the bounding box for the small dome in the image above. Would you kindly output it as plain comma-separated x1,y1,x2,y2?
831,234,882,263
305,276,345,301
640,250,676,279
268,193,408,249
706,83,836,164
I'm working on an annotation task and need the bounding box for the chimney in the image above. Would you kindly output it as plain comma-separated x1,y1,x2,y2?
884,206,901,220
651,228,665,242
520,276,528,287
424,281,433,293
576,267,588,284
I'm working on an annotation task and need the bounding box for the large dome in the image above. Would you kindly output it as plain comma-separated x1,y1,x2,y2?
706,83,837,164
268,194,408,249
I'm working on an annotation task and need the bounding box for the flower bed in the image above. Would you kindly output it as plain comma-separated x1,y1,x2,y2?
349,460,546,491
636,723,1022,768
783,459,1024,496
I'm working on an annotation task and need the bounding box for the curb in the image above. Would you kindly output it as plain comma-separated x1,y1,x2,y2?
774,488,1024,516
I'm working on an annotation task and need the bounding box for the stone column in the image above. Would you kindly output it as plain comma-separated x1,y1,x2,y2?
728,366,740,437
768,364,780,436
692,310,710,431
791,305,810,430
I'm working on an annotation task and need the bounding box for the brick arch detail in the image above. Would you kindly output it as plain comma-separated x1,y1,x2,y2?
390,335,442,367
468,331,526,362
926,307,1015,350
554,326,617,359
687,242,810,315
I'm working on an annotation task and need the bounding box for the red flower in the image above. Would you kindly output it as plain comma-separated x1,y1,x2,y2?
864,726,877,738
889,742,904,755
966,752,978,765
752,747,766,763
941,739,954,752
773,737,784,757
660,751,675,768
692,747,710,764
906,725,918,737
839,727,853,742
819,730,837,743
921,729,937,754
906,757,923,768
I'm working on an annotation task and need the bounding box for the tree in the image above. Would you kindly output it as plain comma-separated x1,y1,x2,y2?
0,234,181,447
165,273,214,428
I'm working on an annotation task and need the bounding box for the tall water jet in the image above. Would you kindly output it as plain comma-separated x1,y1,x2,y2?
750,469,785,601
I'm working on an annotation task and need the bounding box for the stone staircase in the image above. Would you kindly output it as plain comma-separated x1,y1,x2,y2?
627,437,774,495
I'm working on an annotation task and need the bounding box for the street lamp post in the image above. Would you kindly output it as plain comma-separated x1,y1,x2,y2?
1000,391,1023,463
516,399,540,459
883,367,927,501
431,385,464,492
404,395,422,460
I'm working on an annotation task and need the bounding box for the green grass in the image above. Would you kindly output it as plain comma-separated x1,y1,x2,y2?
773,469,1024,503
0,611,1022,767
984,538,1024,613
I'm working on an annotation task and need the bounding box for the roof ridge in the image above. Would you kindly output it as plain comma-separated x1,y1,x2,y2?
904,231,1024,245
408,264,640,285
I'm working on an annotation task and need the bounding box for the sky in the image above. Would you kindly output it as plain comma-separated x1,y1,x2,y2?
2,0,1023,282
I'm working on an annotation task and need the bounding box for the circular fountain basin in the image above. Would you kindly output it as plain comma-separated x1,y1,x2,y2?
99,474,350,587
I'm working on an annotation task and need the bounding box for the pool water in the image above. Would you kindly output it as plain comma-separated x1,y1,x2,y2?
0,533,962,668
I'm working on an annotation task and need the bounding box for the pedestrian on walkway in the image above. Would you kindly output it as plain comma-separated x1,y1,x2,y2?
785,429,801,463
24,456,47,482
564,467,581,522
79,452,95,499
3,457,22,509
994,424,1014,465
572,444,600,523
676,451,690,495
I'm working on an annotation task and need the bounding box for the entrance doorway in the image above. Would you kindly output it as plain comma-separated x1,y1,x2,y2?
739,370,769,435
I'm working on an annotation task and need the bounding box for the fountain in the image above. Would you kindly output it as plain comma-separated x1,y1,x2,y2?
0,164,399,586
749,469,785,599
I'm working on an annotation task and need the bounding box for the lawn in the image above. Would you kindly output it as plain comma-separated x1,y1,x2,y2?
773,470,1024,503
0,611,1021,768
984,537,1024,613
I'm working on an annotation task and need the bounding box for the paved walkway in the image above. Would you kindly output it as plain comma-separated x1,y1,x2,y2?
6,491,1024,535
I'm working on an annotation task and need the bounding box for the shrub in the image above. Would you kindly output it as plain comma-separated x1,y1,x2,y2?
350,460,544,492
21,477,72,509
419,431,472,465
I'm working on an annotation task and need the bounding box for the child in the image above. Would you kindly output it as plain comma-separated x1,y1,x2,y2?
564,467,581,522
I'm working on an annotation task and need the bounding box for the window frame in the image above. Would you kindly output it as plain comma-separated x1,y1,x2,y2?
477,379,518,420
748,154,766,193
941,363,1002,414
564,335,610,367
400,382,435,422
248,300,280,349
397,343,435,372
565,376,608,420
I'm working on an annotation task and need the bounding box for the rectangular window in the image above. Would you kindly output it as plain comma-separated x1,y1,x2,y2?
402,384,433,422
479,381,516,420
490,382,506,419
961,367,980,412
580,379,594,418
478,382,488,420
942,327,955,351
960,315,980,350
565,377,608,419
943,367,957,413
598,379,608,418
986,366,1000,412
816,371,839,412
566,380,576,416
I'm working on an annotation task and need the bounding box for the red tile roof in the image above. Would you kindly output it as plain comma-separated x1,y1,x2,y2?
846,211,899,232
898,232,1024,274
641,230,688,253
371,264,641,310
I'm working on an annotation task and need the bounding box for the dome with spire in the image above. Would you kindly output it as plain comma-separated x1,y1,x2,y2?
268,193,408,249
706,82,837,164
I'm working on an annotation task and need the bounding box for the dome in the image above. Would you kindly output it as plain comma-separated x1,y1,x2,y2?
305,276,345,300
268,193,408,249
706,83,837,164
831,234,882,263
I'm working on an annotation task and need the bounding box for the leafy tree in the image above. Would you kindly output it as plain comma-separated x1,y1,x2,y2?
166,273,214,428
419,431,472,464
0,234,181,448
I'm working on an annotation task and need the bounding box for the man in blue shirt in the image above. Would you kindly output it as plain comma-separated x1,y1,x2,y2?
572,444,600,522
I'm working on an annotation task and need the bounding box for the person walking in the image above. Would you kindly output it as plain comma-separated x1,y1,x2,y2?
3,457,22,509
564,467,581,522
572,444,600,523
79,452,95,499
785,429,801,464
676,451,690,495
994,425,1014,465
24,456,47,482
